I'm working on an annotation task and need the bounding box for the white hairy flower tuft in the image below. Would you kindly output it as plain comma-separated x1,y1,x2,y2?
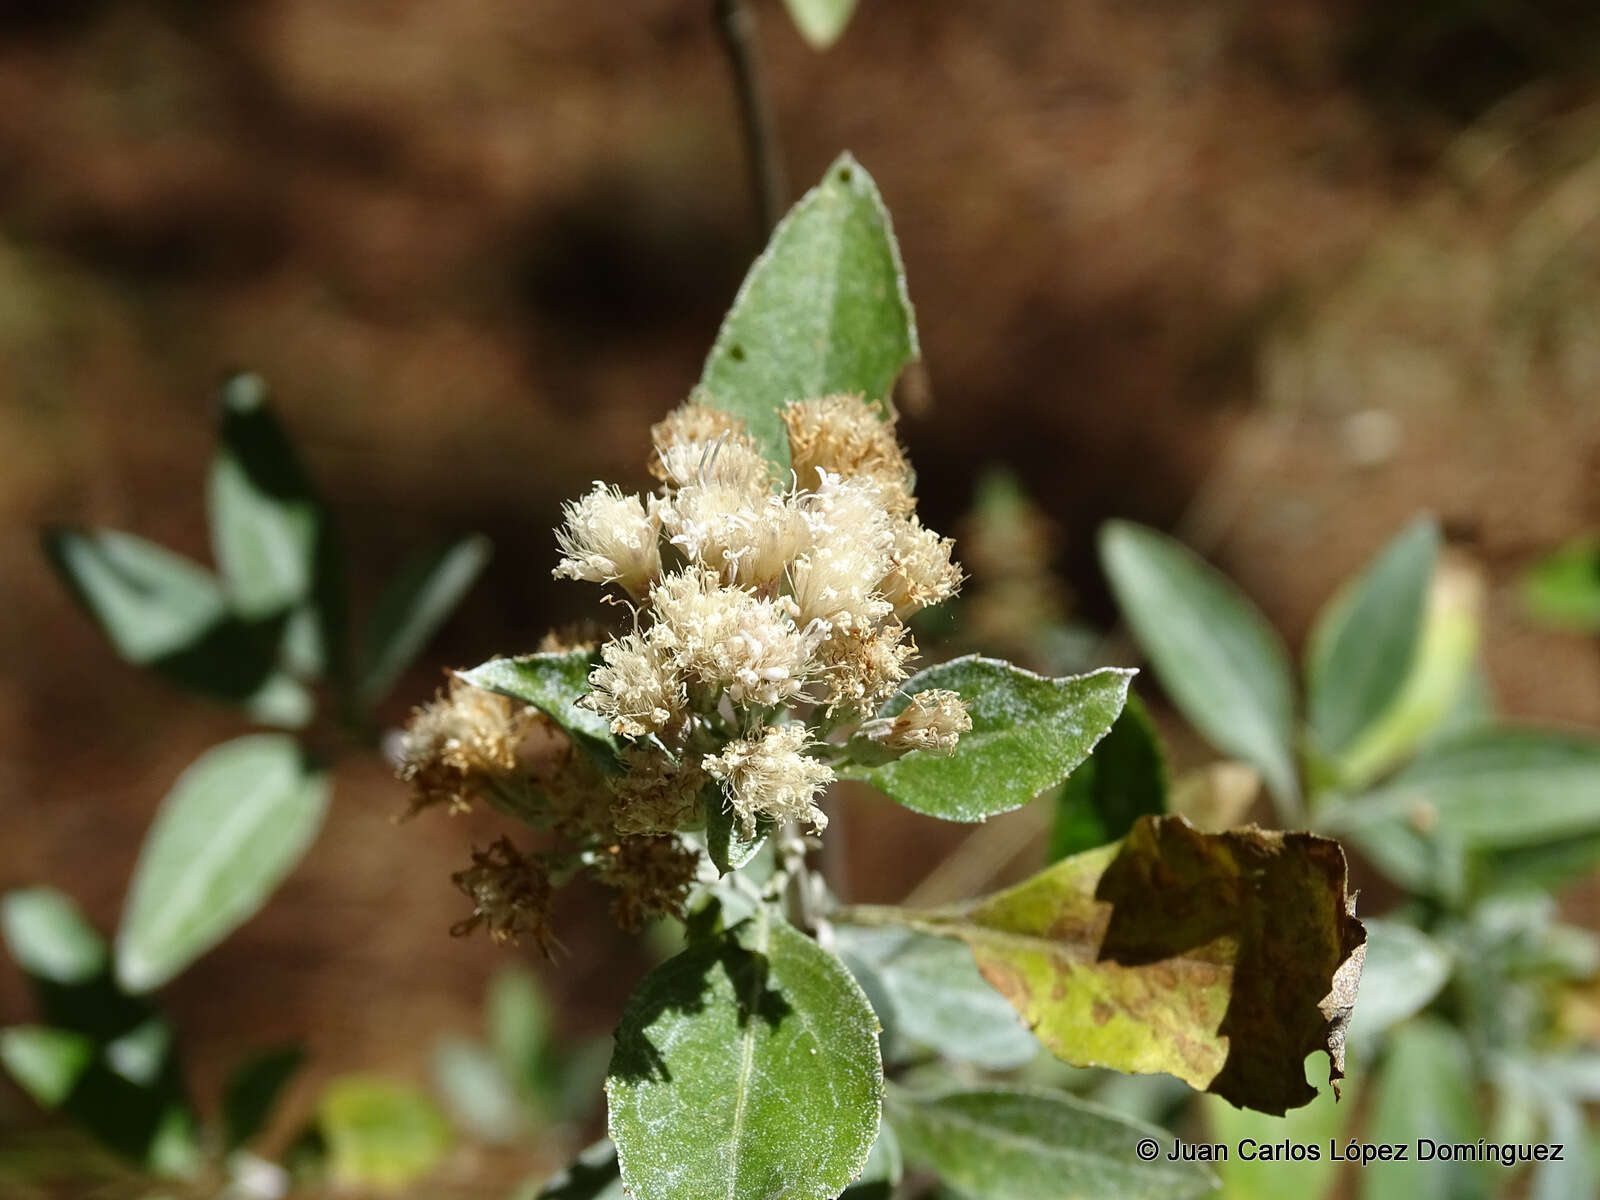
703,724,834,832
552,483,662,598
648,570,814,707
782,394,913,509
880,515,964,617
584,630,683,738
863,688,972,756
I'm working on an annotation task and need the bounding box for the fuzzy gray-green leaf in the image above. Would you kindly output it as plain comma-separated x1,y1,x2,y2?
844,657,1133,822
607,912,882,1200
358,535,491,705
699,153,917,472
459,650,619,764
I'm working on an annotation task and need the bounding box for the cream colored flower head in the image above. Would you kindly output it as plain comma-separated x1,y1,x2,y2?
703,724,834,833
553,483,662,599
862,687,972,756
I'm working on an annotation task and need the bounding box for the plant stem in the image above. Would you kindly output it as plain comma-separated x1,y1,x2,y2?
713,0,788,233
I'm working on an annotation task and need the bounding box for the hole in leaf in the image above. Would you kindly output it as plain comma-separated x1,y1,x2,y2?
837,167,853,183
728,344,746,362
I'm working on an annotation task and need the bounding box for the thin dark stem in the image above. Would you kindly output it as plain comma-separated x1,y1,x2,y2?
713,0,788,233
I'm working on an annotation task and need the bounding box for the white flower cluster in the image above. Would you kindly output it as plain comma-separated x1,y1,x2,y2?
553,395,968,833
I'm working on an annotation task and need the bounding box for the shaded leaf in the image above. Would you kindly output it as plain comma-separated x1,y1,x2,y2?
223,1045,305,1151
1049,694,1167,860
782,0,859,49
699,153,918,472
357,535,491,706
1,889,107,986
1099,522,1300,812
534,1140,625,1200
1169,763,1260,833
459,650,620,764
1306,516,1438,758
116,735,329,993
705,788,770,874
1345,919,1452,1046
844,657,1134,822
1522,536,1600,634
1204,1065,1347,1200
887,1084,1217,1200
607,911,882,1200
487,966,549,1098
317,1075,452,1192
0,1027,95,1108
833,926,1039,1069
432,1036,521,1143
1362,1021,1486,1200
869,815,1366,1115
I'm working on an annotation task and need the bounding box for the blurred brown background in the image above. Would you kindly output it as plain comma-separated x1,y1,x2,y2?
3,0,1600,1178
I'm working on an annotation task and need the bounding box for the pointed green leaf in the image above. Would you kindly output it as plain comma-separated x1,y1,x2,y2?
459,650,620,764
1346,919,1452,1046
1362,1021,1487,1200
886,1084,1218,1200
863,815,1366,1115
317,1075,452,1192
1204,1068,1347,1200
1099,522,1299,812
116,735,329,993
0,1027,95,1108
833,926,1039,1069
705,789,770,874
432,1036,522,1143
1522,536,1600,634
1306,517,1438,758
487,966,550,1097
782,0,859,49
357,535,491,705
1049,694,1167,860
607,911,883,1200
842,1120,901,1199
533,1140,625,1200
843,658,1134,822
223,1045,305,1151
2,888,107,986
699,153,918,471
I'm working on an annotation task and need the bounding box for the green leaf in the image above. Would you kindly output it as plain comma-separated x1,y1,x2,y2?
115,735,329,993
534,1140,625,1200
1306,517,1438,759
0,1027,95,1107
207,373,321,621
1522,536,1600,633
2,889,107,986
459,650,620,764
841,1121,901,1199
699,153,918,472
607,911,883,1200
1361,1021,1487,1200
1204,1065,1346,1200
1329,730,1600,884
1049,694,1167,860
357,535,491,706
832,926,1039,1069
886,1084,1218,1200
782,0,859,49
432,1036,522,1143
317,1075,453,1192
865,815,1366,1115
1099,521,1300,813
705,789,770,874
843,658,1134,822
1345,919,1452,1046
223,1045,305,1151
487,966,550,1097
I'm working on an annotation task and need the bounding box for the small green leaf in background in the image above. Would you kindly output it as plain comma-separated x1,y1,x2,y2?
223,1045,305,1151
1345,919,1452,1047
357,535,491,706
887,1084,1218,1200
432,1036,522,1144
0,1027,95,1107
833,926,1039,1069
782,0,859,49
867,815,1366,1115
42,528,226,666
843,657,1133,822
841,1120,901,1199
1099,521,1301,814
207,373,321,621
705,792,770,874
1306,516,1438,760
699,153,919,472
1362,1020,1487,1200
317,1075,453,1193
1049,694,1167,860
2,888,107,986
532,1140,625,1200
607,911,882,1200
487,966,549,1098
459,650,620,764
1329,729,1600,891
115,735,329,993
104,1018,172,1088
1205,1061,1347,1200
1521,535,1600,633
